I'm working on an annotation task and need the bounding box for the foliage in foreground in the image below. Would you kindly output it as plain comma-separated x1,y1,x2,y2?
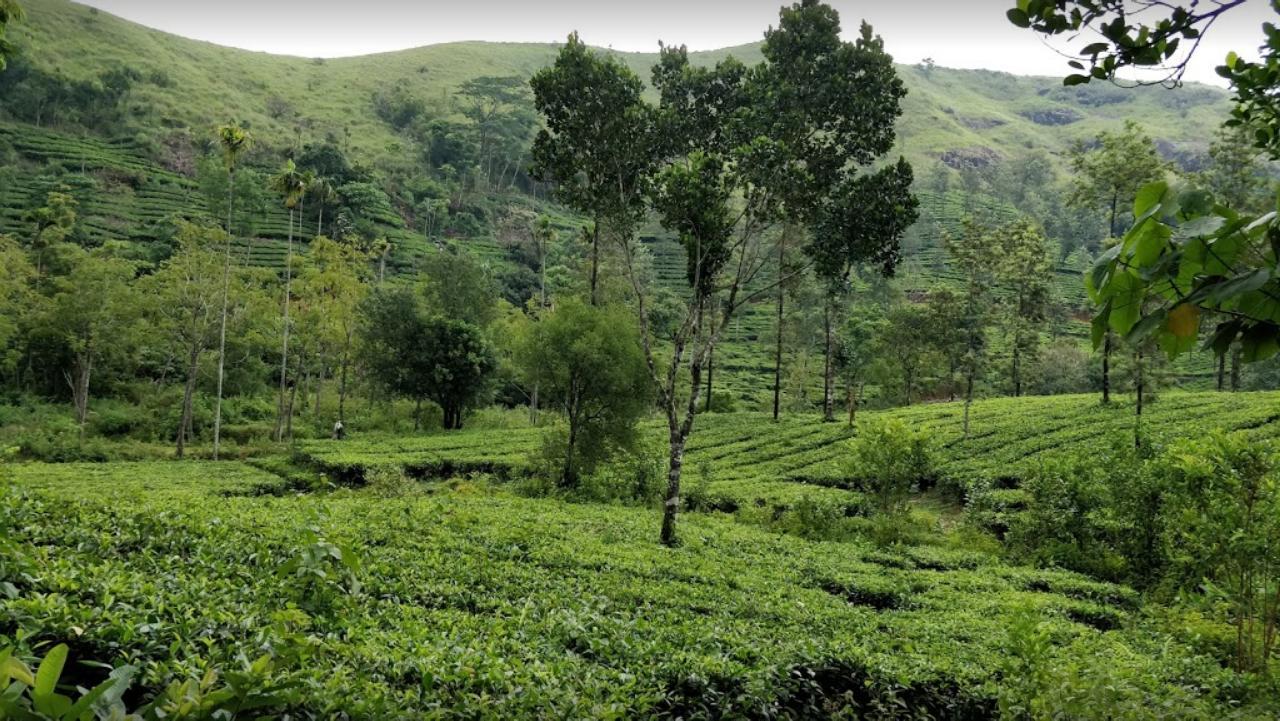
5,460,1275,718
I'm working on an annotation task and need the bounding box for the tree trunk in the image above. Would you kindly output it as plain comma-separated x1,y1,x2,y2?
177,345,201,459
661,431,685,547
1102,332,1112,404
822,299,835,422
562,408,578,487
590,216,600,306
338,332,352,424
286,375,298,441
1135,348,1144,449
705,308,716,413
772,229,786,422
1218,352,1226,391
66,355,92,442
846,376,861,428
212,168,234,461
1231,346,1241,391
963,370,975,439
1012,330,1022,397
274,209,295,442
314,364,324,419
414,398,423,432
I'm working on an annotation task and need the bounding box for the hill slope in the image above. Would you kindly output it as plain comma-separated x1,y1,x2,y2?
0,0,1234,403
7,0,1230,172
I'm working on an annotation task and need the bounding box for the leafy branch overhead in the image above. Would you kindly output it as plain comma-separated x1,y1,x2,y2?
1088,180,1280,362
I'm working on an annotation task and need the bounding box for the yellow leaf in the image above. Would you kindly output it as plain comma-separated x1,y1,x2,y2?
1168,304,1199,338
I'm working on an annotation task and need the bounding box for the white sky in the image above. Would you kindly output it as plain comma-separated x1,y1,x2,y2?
74,0,1275,85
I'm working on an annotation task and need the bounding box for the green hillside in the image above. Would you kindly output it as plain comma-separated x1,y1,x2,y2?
6,0,1229,172
0,0,1234,406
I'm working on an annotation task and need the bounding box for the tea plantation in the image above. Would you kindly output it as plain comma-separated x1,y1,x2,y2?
5,392,1280,718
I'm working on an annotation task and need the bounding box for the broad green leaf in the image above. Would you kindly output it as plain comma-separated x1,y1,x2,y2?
1091,300,1111,350
1131,221,1171,266
33,644,67,701
1107,272,1144,335
1007,8,1031,27
1133,181,1168,219
1129,309,1167,342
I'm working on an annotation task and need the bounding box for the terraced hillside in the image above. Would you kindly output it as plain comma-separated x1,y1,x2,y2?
8,0,1231,176
297,391,1280,517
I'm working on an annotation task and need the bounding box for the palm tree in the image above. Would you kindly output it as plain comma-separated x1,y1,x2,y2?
270,160,306,442
312,176,337,237
212,123,251,461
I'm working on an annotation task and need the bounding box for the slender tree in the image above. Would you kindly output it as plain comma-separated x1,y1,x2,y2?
605,3,911,545
270,160,306,442
945,218,999,437
995,219,1053,398
212,123,252,460
1067,122,1167,403
530,33,653,306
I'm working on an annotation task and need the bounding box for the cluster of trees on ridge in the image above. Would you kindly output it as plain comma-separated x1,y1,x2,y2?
1,0,1280,539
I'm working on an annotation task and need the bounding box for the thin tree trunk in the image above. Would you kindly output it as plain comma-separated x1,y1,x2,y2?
1231,346,1241,391
274,209,295,442
1102,332,1112,404
1012,330,1022,397
177,345,201,459
823,299,835,422
963,370,975,438
213,167,235,461
338,332,352,424
772,229,786,421
414,398,422,432
286,374,298,441
66,355,92,442
314,363,324,419
1135,347,1144,449
590,216,600,306
705,308,716,413
1218,352,1226,391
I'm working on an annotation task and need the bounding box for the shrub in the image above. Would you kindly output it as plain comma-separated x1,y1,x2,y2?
844,419,935,514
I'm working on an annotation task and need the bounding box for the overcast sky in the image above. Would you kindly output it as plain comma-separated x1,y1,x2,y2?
75,0,1274,85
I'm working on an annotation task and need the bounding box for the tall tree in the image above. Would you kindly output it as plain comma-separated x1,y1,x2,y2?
945,218,999,437
996,219,1053,398
294,236,368,426
43,251,138,440
632,2,910,544
876,302,936,406
270,160,306,442
530,33,653,306
145,224,229,458
458,75,534,190
834,310,880,427
211,123,252,460
1067,121,1167,402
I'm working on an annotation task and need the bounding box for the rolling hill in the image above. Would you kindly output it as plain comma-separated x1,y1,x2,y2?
0,0,1235,403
